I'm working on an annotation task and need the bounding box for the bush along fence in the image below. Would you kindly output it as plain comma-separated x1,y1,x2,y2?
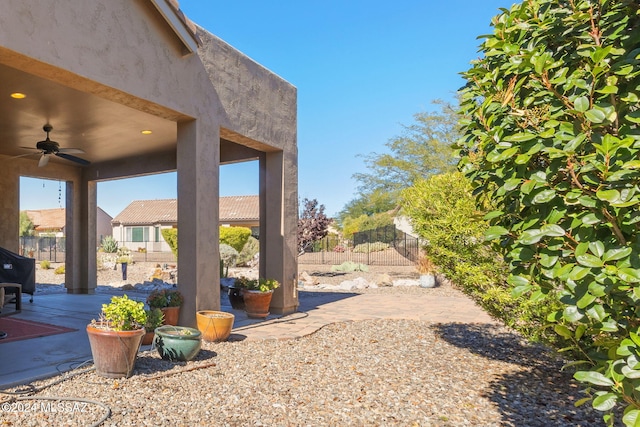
298,225,418,266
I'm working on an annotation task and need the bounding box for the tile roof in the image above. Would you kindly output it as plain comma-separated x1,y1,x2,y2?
219,196,259,222
112,196,259,225
112,199,178,225
25,209,66,231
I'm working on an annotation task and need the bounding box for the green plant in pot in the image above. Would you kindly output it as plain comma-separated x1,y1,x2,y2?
142,308,164,345
146,288,184,325
86,294,147,378
240,277,280,319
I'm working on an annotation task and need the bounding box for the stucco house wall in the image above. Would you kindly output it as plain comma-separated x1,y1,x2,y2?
0,0,298,323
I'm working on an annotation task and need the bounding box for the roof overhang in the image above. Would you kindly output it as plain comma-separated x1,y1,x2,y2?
148,0,201,56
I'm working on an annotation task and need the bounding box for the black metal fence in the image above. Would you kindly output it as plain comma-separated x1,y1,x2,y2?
19,236,66,263
298,225,419,266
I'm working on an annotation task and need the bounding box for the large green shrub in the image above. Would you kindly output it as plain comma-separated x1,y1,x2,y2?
219,226,251,253
161,229,178,259
457,1,640,423
402,172,561,342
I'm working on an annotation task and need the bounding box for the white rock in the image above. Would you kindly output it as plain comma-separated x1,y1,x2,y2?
392,279,419,287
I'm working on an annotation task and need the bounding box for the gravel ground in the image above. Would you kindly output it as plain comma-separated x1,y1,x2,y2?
0,263,609,426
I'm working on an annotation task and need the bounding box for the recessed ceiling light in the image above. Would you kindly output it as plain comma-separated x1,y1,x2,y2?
10,92,26,99
141,130,152,135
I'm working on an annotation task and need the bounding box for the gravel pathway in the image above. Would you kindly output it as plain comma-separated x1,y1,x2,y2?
0,263,608,426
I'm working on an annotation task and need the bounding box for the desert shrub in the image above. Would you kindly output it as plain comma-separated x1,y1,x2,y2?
353,242,389,253
402,172,563,344
161,229,178,259
100,236,118,253
219,244,238,277
330,261,369,273
219,226,252,253
237,236,259,267
54,264,65,275
39,260,50,270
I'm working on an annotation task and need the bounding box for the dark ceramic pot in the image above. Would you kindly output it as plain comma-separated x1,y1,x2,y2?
227,286,245,310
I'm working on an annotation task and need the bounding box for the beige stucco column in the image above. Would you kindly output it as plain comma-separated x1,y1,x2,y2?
65,178,97,294
260,151,299,315
0,162,20,252
177,119,220,327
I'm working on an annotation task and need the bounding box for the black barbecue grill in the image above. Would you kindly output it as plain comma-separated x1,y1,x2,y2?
0,246,35,305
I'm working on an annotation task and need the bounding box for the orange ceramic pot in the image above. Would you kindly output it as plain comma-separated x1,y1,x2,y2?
196,311,235,342
242,290,273,319
86,323,145,378
161,306,180,325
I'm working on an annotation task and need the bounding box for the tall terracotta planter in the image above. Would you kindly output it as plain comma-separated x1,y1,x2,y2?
161,306,180,325
86,324,145,378
196,310,235,342
242,290,273,319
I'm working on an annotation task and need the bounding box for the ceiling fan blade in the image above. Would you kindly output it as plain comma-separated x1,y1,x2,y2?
58,147,85,154
39,154,50,167
56,152,90,165
19,146,39,151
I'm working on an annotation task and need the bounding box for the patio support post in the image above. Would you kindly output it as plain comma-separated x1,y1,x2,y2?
65,178,97,294
260,150,299,315
177,119,220,327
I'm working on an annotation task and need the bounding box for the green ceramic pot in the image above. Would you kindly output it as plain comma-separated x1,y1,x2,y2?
154,325,202,361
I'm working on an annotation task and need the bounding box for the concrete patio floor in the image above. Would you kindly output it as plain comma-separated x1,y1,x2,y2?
0,286,497,389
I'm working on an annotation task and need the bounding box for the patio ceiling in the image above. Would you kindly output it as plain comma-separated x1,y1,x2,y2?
0,63,177,170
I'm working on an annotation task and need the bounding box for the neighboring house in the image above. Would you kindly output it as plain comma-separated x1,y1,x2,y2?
111,196,259,252
24,208,113,240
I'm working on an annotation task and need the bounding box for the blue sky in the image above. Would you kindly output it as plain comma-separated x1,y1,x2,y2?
20,1,513,218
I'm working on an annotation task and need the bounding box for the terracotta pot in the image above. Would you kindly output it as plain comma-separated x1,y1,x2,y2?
86,323,145,378
242,290,273,319
196,310,235,342
161,306,180,325
154,326,202,361
227,286,245,310
141,331,154,345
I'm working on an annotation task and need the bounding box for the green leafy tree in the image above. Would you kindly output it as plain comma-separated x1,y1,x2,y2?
457,1,640,424
19,211,35,236
338,100,459,228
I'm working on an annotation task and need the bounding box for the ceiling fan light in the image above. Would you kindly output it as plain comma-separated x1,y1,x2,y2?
10,92,26,99
141,130,152,135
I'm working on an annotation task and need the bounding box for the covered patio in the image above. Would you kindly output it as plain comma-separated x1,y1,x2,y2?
0,0,298,326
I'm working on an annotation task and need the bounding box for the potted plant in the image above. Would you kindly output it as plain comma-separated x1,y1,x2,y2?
196,310,235,342
146,288,184,325
142,308,164,345
86,294,147,378
154,325,202,361
116,247,133,280
417,256,436,288
240,277,280,319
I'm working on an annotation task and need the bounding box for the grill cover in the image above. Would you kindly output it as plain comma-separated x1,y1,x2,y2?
0,247,36,295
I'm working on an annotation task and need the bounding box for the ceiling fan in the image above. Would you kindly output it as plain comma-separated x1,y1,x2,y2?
20,124,90,167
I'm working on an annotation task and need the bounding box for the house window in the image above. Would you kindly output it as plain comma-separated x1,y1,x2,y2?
126,227,149,242
155,226,160,242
